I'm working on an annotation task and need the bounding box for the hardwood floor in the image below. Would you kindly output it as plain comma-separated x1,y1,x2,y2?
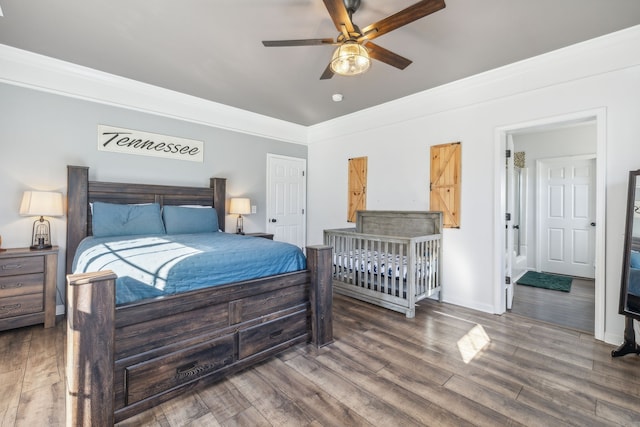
511,277,595,333
2,293,640,426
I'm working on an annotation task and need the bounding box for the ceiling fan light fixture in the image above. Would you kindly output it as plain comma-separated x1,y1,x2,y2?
330,41,370,76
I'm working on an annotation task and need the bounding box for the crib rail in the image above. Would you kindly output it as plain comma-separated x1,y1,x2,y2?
324,228,442,318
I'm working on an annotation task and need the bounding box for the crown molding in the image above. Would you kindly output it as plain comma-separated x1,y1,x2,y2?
0,44,308,145
308,25,640,144
3,24,639,146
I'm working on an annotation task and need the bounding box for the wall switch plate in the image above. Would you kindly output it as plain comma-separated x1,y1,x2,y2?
251,205,257,214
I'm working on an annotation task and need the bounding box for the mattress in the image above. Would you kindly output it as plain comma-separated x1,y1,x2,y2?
333,250,430,280
73,232,307,305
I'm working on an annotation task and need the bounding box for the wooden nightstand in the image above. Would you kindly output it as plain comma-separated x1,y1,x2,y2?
244,232,274,240
0,246,58,331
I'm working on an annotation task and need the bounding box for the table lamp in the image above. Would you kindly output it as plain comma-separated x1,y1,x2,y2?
229,197,250,234
19,190,64,250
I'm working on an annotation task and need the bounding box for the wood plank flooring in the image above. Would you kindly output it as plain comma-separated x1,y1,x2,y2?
511,277,595,333
2,293,640,426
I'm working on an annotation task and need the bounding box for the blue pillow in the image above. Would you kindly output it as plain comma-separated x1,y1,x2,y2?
162,206,219,234
630,250,640,269
92,202,165,237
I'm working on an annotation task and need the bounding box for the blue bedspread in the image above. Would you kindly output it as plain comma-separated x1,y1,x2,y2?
72,232,307,305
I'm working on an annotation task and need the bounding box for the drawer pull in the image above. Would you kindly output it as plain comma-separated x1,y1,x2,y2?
176,361,198,376
1,303,21,312
174,360,216,380
1,282,23,290
2,264,23,271
269,329,284,339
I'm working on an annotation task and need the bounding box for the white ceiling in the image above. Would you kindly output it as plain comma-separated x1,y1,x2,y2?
0,0,639,126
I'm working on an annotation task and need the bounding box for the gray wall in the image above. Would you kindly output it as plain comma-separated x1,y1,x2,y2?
0,82,307,310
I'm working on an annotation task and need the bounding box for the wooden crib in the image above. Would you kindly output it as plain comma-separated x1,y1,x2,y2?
324,211,442,318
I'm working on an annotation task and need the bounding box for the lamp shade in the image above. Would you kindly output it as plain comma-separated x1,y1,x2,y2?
19,191,64,217
229,198,251,215
330,41,371,76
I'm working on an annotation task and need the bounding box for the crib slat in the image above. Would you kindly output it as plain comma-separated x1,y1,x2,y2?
394,243,401,297
375,239,382,293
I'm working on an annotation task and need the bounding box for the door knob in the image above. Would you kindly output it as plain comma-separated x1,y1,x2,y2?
270,218,277,223
590,222,596,226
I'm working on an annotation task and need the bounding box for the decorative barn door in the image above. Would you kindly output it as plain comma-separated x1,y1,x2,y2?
348,157,367,222
430,142,461,228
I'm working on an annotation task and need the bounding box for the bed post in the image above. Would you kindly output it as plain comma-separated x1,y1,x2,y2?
210,177,226,232
66,271,117,427
66,166,89,275
306,245,334,347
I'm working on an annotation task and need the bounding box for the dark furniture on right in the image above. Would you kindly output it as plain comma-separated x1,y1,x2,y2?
612,169,640,357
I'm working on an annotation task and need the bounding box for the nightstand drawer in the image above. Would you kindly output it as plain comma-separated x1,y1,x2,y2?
0,293,43,319
0,273,44,297
0,256,44,277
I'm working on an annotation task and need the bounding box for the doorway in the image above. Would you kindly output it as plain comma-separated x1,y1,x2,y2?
495,109,606,339
513,151,596,332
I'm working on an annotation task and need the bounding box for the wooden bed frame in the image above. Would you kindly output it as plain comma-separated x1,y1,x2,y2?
64,166,333,426
324,211,442,318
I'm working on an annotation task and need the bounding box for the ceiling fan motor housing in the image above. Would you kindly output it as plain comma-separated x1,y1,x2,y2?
343,0,362,15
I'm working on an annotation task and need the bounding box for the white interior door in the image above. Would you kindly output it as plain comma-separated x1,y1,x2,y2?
266,154,306,249
538,156,596,278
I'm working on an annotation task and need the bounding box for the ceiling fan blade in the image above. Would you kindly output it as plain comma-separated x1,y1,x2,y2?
323,0,356,35
262,38,336,47
320,63,334,80
366,42,412,70
360,0,445,41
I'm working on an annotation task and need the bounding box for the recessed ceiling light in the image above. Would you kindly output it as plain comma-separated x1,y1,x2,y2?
332,93,343,102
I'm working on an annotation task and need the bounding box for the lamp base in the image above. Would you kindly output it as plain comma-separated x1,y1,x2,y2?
236,215,245,235
30,218,53,251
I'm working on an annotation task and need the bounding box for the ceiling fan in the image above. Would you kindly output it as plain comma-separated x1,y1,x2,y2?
262,0,446,79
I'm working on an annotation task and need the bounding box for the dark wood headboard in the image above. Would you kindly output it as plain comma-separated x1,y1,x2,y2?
66,165,227,275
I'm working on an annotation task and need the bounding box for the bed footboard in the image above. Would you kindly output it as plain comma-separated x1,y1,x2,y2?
324,228,441,318
66,245,332,426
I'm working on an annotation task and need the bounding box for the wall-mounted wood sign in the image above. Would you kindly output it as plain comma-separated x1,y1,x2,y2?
97,125,204,162
430,142,461,228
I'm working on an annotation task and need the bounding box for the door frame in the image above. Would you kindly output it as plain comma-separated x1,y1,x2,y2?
493,108,606,340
